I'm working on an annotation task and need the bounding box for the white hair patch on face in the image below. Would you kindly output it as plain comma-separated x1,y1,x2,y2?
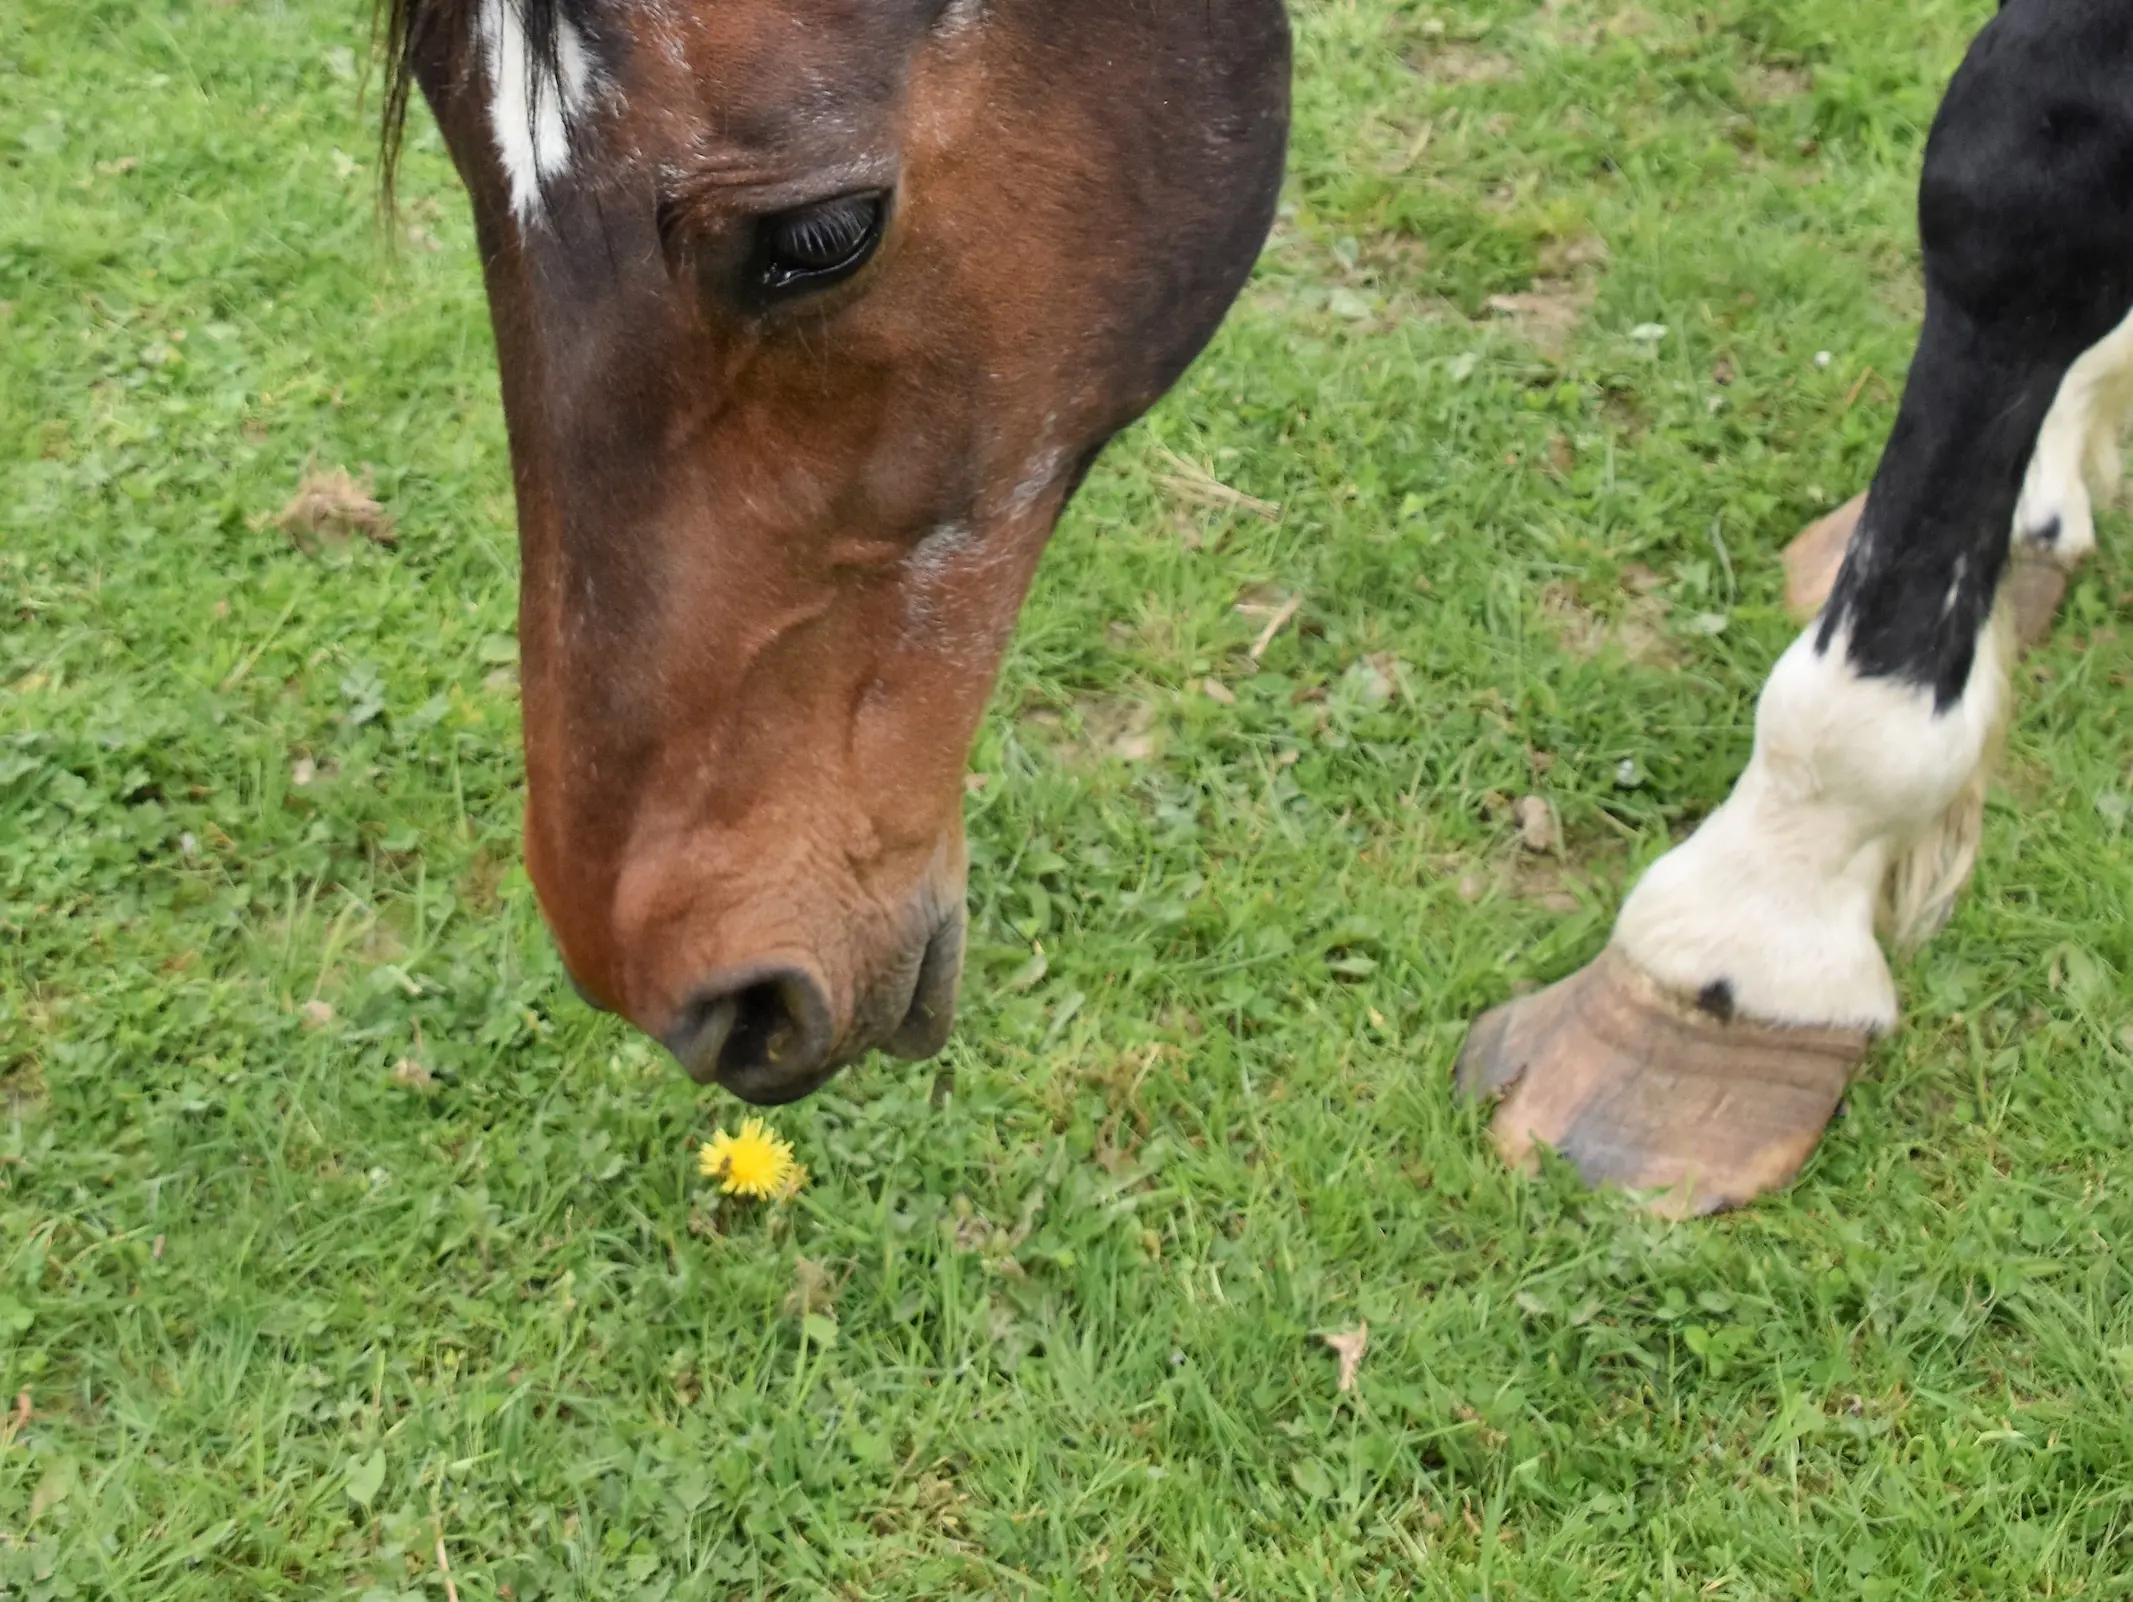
479,0,598,224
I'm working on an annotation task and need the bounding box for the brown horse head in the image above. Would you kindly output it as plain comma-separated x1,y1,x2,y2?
383,0,1289,1102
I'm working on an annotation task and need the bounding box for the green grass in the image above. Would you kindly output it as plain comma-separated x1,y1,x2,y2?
5,0,2133,1594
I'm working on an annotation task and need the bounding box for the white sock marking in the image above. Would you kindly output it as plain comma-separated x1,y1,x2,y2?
1612,611,2011,1032
479,0,598,225
2014,305,2133,567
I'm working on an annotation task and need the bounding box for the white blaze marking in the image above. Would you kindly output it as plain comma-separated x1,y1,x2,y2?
479,0,598,224
1612,610,2011,1032
2015,304,2133,566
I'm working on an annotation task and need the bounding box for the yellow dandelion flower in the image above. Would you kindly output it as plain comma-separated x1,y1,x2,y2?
698,1118,803,1201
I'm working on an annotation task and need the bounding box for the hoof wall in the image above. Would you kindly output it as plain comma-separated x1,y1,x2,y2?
1782,493,1866,622
1456,949,1870,1216
2005,558,2069,651
1783,492,2070,649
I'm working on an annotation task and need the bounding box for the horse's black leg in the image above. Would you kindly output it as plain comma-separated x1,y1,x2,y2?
1457,0,2133,1215
1787,292,2133,648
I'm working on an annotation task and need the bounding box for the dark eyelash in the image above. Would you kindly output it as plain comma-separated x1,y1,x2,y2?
756,193,887,295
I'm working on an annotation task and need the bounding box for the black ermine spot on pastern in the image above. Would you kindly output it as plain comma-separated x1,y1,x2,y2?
1696,979,1738,1022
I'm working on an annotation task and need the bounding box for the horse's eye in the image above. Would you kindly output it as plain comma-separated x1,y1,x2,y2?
756,193,887,296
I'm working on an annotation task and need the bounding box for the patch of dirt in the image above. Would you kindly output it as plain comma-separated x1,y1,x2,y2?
1407,44,1520,85
1537,5,1656,47
354,904,406,959
1483,285,1594,361
1082,1043,1171,1134
783,1257,839,1318
1510,854,1584,914
947,1199,997,1255
1024,693,1161,766
1875,266,1927,324
1357,230,1434,290
1996,754,2056,808
0,1056,47,1118
1537,234,1610,279
1481,234,1608,361
868,1461,974,1541
1538,582,1678,667
1272,221,1464,337
1344,652,1404,707
458,847,508,915
274,465,396,551
1740,64,1813,104
1444,841,1614,917
1444,796,1632,914
1602,388,1647,437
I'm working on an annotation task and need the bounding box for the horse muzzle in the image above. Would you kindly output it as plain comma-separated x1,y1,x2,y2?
657,904,966,1103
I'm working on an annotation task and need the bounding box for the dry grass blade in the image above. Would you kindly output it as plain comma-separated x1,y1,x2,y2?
274,464,397,551
784,1257,838,1318
1483,284,1595,361
1323,1323,1369,1392
1243,593,1302,661
1154,448,1281,522
433,1524,460,1602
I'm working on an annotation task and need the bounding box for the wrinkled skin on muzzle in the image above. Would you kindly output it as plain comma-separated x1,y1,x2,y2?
400,0,1290,1100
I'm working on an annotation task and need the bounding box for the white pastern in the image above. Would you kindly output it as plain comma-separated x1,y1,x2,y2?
1613,612,2010,1032
479,0,598,225
2014,306,2133,566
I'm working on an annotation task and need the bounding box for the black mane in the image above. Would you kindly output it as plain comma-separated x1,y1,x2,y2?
376,0,602,208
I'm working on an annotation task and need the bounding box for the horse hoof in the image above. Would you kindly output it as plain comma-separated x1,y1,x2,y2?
1455,948,1870,1217
2004,557,2070,651
1784,492,2069,648
1781,493,1867,621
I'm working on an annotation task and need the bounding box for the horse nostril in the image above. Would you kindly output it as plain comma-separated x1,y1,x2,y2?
664,967,836,1103
667,992,741,1082
719,980,808,1075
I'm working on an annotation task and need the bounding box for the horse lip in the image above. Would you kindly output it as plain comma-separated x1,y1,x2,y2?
717,1054,843,1106
885,910,966,1061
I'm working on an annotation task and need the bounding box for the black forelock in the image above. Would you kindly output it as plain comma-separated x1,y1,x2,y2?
376,0,605,210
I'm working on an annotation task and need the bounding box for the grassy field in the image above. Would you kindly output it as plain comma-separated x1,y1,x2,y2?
6,0,2133,1594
